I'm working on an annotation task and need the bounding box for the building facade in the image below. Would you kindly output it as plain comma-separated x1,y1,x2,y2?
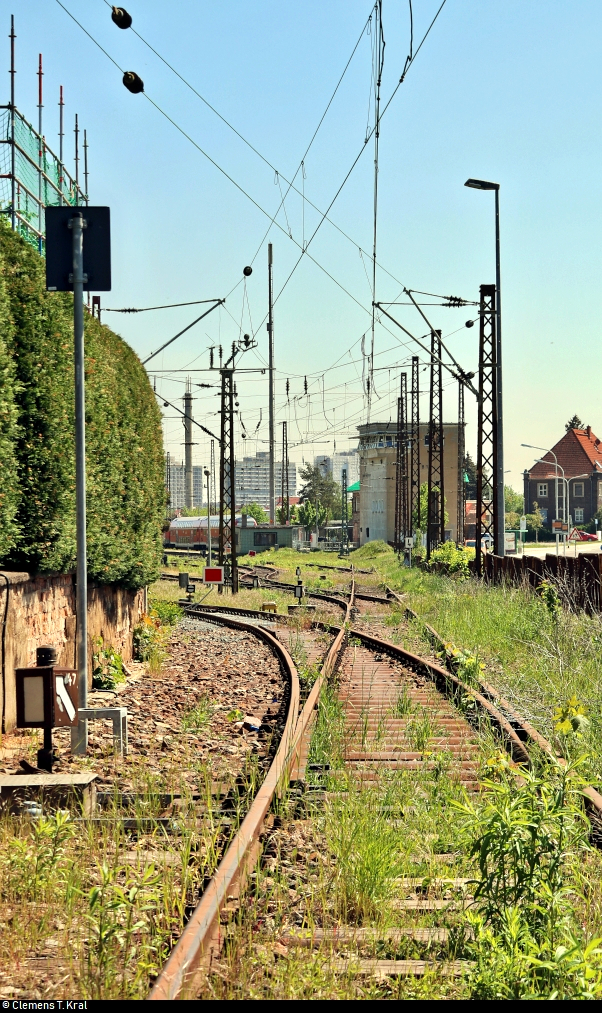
314,449,360,485
357,421,461,545
235,451,297,512
166,460,204,511
523,425,602,527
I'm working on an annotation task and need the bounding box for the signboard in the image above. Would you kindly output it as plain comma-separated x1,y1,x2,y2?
504,532,516,554
16,666,79,728
552,520,568,532
45,206,112,291
405,537,414,549
248,550,257,557
520,516,527,532
203,566,224,584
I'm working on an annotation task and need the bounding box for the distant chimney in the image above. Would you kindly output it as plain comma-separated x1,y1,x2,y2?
587,425,592,438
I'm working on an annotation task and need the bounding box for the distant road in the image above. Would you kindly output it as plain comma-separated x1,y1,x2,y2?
508,541,602,559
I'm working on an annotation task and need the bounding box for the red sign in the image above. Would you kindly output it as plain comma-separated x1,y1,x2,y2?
203,566,224,584
248,550,256,557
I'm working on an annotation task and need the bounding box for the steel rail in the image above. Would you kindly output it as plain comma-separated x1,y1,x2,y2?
148,612,300,1001
288,580,355,780
384,586,602,823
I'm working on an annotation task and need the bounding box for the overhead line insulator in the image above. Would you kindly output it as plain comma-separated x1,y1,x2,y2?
112,7,133,29
123,71,144,94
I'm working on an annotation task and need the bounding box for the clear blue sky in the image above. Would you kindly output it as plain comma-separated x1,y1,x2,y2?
10,1,602,491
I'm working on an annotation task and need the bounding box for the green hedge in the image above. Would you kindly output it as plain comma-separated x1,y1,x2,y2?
0,219,165,588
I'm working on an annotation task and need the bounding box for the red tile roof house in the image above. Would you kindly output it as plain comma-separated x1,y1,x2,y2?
523,426,602,528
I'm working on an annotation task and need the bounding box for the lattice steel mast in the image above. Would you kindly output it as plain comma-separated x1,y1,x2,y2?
427,330,444,558
476,284,498,576
457,378,465,545
410,356,420,536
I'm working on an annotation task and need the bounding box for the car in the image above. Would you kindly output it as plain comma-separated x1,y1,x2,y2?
464,536,492,549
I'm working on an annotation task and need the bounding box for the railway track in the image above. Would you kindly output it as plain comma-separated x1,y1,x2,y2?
143,572,602,998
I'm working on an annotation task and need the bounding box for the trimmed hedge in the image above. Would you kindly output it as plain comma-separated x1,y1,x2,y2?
0,219,164,588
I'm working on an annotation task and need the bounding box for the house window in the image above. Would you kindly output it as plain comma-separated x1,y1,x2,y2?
573,482,584,498
574,508,584,523
254,532,276,547
537,483,548,498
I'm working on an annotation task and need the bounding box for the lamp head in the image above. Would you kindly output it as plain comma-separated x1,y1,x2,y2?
465,178,500,191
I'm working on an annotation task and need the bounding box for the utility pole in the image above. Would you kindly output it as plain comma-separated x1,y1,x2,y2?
427,330,444,558
268,243,275,524
410,356,420,537
74,114,79,204
183,377,193,510
281,421,289,523
165,451,171,518
476,284,498,576
70,211,88,755
457,379,465,545
204,468,212,564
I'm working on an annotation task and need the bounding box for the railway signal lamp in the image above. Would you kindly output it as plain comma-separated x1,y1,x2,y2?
16,646,79,772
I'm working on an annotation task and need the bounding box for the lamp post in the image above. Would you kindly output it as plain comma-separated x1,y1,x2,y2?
522,443,561,523
465,178,504,557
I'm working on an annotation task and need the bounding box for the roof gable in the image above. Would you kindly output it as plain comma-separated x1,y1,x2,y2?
527,427,602,478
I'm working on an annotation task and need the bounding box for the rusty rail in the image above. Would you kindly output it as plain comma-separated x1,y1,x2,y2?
148,614,300,1001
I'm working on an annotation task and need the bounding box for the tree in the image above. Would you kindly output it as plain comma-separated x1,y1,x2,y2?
412,481,448,534
463,454,477,499
526,500,544,542
242,502,267,524
276,503,297,524
565,415,584,432
505,486,524,514
298,463,341,521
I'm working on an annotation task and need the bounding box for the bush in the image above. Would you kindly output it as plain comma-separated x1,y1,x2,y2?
351,540,393,560
426,541,471,577
0,220,165,588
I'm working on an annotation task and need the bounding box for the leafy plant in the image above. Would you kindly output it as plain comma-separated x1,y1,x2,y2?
538,579,561,618
92,638,126,690
182,695,216,731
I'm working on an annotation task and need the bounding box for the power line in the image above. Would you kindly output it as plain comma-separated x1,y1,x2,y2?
104,298,220,313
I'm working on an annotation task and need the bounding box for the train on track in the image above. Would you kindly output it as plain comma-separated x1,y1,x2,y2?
164,514,257,551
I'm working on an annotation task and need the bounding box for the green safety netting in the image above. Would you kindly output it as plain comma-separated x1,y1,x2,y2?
0,107,85,253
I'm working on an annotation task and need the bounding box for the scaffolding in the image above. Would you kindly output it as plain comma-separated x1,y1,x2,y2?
1,19,87,255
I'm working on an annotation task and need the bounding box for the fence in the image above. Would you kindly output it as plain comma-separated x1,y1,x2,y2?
479,551,602,613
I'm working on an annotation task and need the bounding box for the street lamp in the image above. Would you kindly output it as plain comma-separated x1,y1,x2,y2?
465,178,504,557
522,443,563,522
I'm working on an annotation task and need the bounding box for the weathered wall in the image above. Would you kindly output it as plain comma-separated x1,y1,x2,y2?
0,570,146,732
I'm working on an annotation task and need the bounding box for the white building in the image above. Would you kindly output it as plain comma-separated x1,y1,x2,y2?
235,451,297,512
166,460,204,510
313,449,360,486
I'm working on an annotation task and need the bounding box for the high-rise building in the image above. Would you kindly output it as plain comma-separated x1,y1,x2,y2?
166,459,204,511
313,449,360,486
235,451,297,512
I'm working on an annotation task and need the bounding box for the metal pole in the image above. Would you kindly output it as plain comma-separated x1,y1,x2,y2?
494,187,505,556
205,469,212,565
9,16,15,232
70,211,88,755
58,85,64,204
457,379,465,545
74,113,79,205
184,378,193,509
37,54,43,251
268,243,275,524
83,129,89,205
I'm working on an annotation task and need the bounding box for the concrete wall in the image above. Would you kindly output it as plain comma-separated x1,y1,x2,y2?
0,571,146,732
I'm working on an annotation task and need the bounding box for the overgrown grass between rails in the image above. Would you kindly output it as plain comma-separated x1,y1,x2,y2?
383,568,602,785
